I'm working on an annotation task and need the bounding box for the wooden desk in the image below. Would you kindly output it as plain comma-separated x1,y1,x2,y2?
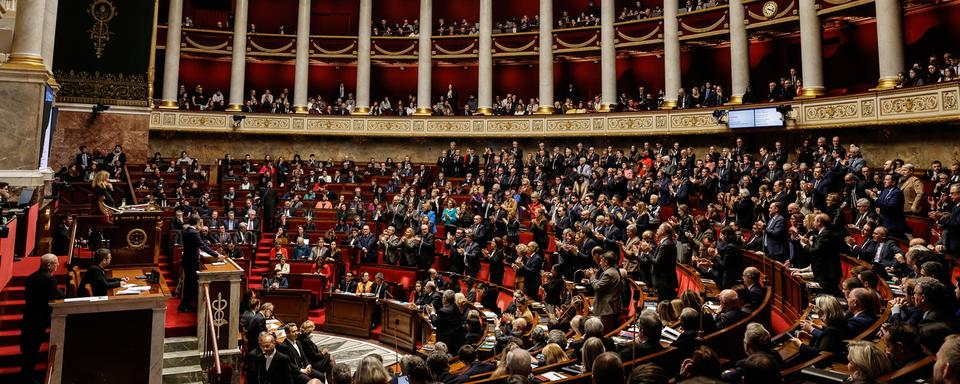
324,292,378,338
48,267,170,384
254,288,312,326
379,299,429,352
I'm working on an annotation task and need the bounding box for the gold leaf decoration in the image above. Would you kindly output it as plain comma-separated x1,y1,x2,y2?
54,69,148,106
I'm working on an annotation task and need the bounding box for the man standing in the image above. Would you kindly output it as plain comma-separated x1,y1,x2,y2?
800,213,842,296
245,333,295,384
651,224,679,300
179,216,223,312
933,185,960,259
872,174,909,239
764,203,788,262
356,225,378,264
587,252,623,333
20,254,63,384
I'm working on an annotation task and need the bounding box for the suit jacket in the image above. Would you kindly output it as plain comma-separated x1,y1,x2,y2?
245,349,295,384
764,214,788,259
434,304,466,353
457,361,496,381
940,204,960,256
23,269,64,329
462,241,481,275
246,312,268,348
869,240,903,268
715,309,749,329
337,279,357,293
651,239,679,297
81,264,121,296
617,339,664,362
805,228,842,291
590,266,623,316
899,176,924,213
743,284,765,310
847,311,878,336
671,329,701,358
182,226,219,271
714,241,743,289
357,234,378,263
876,187,908,235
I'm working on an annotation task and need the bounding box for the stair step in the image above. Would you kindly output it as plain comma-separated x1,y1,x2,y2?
163,349,202,368
161,364,206,384
163,336,199,353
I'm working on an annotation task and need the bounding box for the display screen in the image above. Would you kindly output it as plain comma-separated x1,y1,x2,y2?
727,107,783,129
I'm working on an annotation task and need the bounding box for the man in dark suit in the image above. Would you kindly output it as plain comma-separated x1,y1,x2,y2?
466,282,500,316
671,308,702,358
712,289,749,329
846,288,879,336
356,225,379,263
277,323,324,383
460,234,481,276
245,302,274,353
178,216,223,312
20,254,63,384
741,267,765,311
873,174,909,239
651,224,679,300
801,213,842,296
335,271,357,293
865,226,904,273
764,203,788,262
246,333,295,384
587,252,623,333
261,182,278,231
81,248,125,296
934,185,960,258
417,225,436,273
594,215,623,254
432,290,466,354
518,244,544,299
51,215,73,256
75,145,93,170
455,345,495,381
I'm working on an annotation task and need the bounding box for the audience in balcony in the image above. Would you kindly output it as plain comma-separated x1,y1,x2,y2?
897,52,959,88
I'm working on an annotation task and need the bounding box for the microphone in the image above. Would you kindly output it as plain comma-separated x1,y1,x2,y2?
393,318,401,367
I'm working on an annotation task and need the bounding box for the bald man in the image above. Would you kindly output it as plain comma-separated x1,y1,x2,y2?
711,289,748,329
21,254,63,383
935,334,960,384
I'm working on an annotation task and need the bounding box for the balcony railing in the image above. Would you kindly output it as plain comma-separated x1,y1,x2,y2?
150,81,960,138
0,0,15,14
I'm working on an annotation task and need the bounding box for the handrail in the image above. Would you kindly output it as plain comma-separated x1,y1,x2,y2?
44,343,57,384
203,283,223,376
123,164,136,205
65,215,78,264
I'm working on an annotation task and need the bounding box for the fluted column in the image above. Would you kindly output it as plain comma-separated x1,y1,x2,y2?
292,0,311,113
41,0,60,74
535,0,555,114
3,0,48,71
874,0,904,90
599,0,616,112
728,0,749,104
662,0,681,109
354,0,372,114
798,0,824,97
160,0,184,108
414,0,433,115
226,0,249,111
476,0,494,115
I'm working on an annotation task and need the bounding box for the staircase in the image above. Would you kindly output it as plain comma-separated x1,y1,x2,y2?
162,336,205,384
248,231,275,289
0,258,61,382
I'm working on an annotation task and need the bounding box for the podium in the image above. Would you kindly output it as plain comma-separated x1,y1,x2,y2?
197,258,245,354
323,292,378,338
255,288,312,326
105,207,163,267
379,300,430,352
48,267,170,384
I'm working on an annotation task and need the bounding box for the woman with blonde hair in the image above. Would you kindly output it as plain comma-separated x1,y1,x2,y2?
846,340,893,383
657,300,679,326
542,343,569,365
789,295,848,354
490,342,520,378
353,355,392,384
92,170,116,207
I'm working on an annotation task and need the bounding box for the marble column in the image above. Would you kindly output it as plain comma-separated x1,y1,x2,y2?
160,0,184,108
4,0,47,71
476,0,493,115
662,0,681,109
798,0,824,97
874,0,904,90
414,0,433,115
41,0,60,74
728,0,749,104
354,0,372,114
535,0,555,114
599,0,616,112
292,0,311,113
226,0,249,111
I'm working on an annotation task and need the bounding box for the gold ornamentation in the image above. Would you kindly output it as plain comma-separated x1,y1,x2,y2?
546,119,590,132
178,113,227,128
54,70,148,106
617,26,661,43
804,103,859,120
494,39,537,52
373,43,416,56
426,121,472,133
434,41,477,55
244,117,291,130
607,117,656,131
943,90,958,111
488,120,532,132
556,34,599,49
126,228,148,250
860,100,875,117
249,40,294,54
306,119,352,132
670,114,719,128
821,0,853,4
880,95,939,115
369,120,414,132
184,36,229,51
680,12,727,34
88,0,117,59
311,41,356,55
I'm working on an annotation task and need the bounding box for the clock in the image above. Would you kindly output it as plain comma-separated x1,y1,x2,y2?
762,1,779,18
126,228,148,250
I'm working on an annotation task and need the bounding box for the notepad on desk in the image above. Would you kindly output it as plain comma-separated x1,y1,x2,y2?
536,372,570,382
211,262,226,266
115,289,143,295
64,296,108,303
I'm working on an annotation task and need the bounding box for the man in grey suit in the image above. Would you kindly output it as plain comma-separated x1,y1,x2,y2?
652,223,679,300
380,226,403,264
587,251,623,333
